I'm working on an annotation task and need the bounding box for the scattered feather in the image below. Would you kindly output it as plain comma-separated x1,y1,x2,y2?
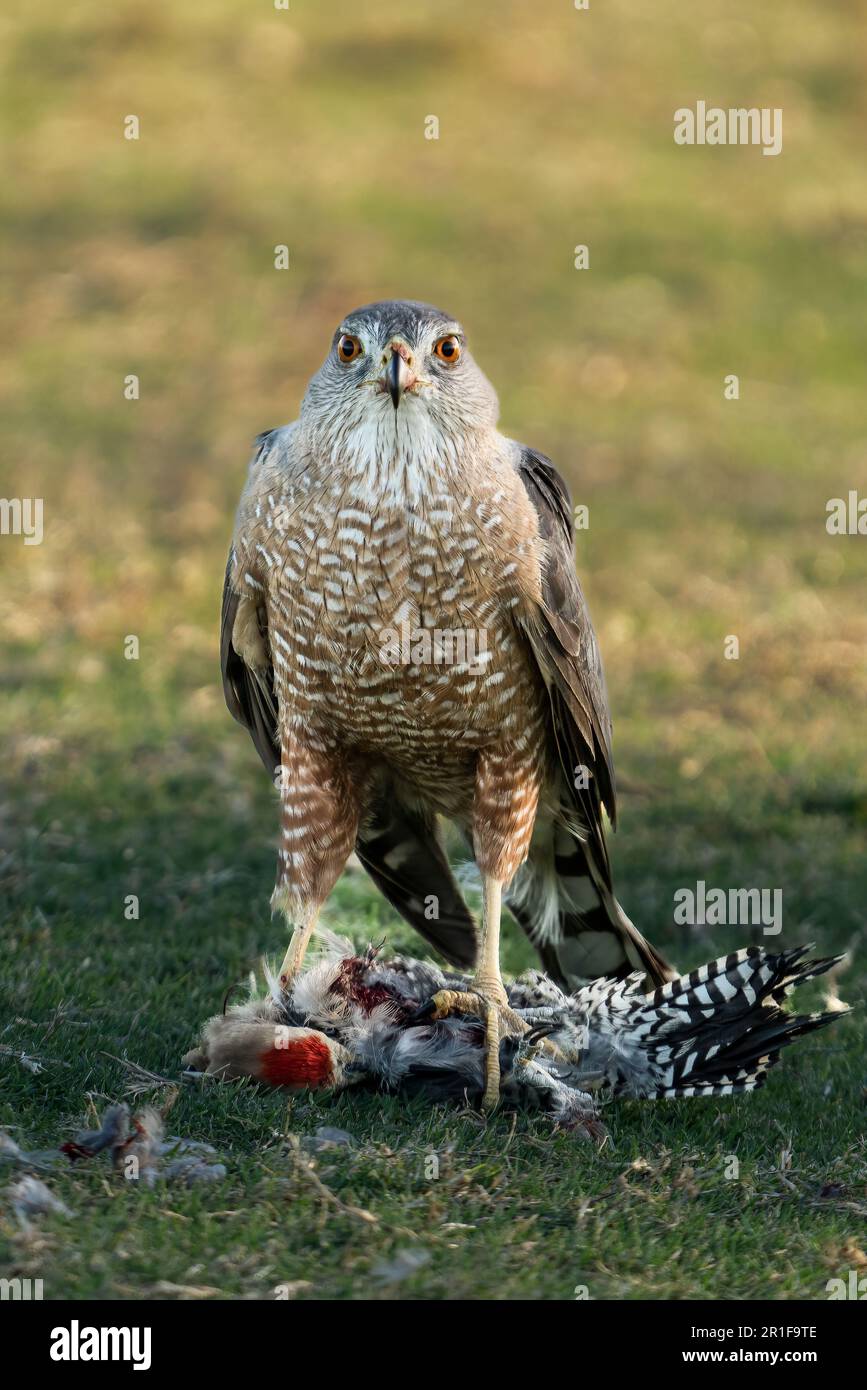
8,1176,72,1229
300,1127,355,1153
372,1249,431,1284
821,950,853,1013
59,1103,227,1186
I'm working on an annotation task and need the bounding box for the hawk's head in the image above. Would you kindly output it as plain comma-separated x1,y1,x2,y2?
300,300,499,456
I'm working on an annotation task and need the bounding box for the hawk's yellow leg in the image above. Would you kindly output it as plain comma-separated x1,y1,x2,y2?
428,878,527,1111
274,903,320,991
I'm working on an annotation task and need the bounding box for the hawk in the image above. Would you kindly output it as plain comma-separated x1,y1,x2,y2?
221,299,671,1109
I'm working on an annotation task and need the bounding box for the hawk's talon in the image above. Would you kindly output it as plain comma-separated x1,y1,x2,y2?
416,986,528,1112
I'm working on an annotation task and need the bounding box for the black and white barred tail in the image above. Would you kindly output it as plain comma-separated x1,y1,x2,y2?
531,944,846,1100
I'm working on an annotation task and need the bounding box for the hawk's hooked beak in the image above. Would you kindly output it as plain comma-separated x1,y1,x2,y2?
384,345,413,410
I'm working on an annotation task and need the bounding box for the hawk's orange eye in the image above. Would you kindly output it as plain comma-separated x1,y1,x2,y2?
433,335,461,364
337,334,363,363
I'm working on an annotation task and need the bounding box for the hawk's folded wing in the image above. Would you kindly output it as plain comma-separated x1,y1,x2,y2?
514,446,672,986
220,554,279,778
516,447,616,847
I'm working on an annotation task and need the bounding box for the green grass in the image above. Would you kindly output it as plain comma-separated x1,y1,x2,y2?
1,718,863,1300
1,0,865,1300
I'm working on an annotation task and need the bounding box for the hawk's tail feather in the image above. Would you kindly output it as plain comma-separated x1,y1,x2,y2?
507,827,673,988
356,797,477,971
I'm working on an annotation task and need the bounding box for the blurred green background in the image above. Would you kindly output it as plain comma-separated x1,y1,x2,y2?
1,0,865,1300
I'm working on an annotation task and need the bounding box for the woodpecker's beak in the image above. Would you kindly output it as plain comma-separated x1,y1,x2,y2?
384,345,413,410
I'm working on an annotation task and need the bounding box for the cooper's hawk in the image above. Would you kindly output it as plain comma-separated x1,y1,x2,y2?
221,299,671,1109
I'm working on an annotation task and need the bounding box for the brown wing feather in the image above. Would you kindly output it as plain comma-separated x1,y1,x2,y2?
517,447,616,839
220,554,279,778
356,795,477,969
515,447,672,986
